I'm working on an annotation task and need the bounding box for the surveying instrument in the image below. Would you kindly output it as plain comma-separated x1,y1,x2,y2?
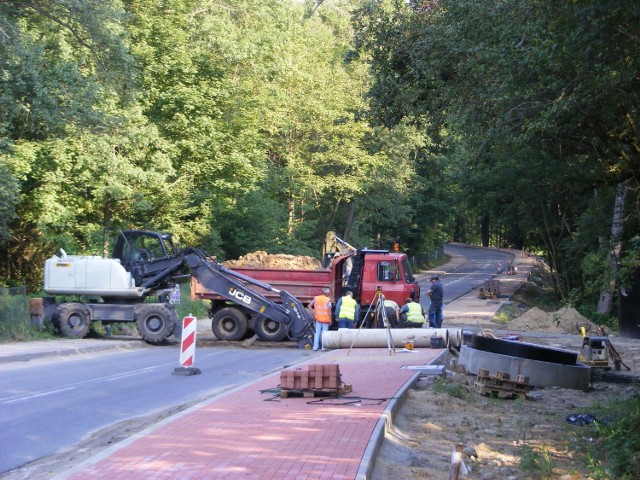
348,286,395,356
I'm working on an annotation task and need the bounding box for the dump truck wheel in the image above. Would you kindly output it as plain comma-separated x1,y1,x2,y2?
211,307,248,341
55,303,92,338
136,304,174,344
254,317,287,342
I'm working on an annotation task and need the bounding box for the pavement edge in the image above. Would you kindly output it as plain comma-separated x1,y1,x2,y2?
355,348,449,479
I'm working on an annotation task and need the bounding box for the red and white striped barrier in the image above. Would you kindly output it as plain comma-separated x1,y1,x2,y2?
172,315,201,376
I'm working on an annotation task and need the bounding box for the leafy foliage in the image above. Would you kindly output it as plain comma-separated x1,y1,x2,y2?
0,288,30,340
0,0,638,333
353,0,640,318
572,395,640,479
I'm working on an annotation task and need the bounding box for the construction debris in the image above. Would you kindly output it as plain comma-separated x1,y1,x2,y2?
478,280,500,299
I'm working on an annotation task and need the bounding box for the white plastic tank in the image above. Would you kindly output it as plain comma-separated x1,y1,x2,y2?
44,253,143,297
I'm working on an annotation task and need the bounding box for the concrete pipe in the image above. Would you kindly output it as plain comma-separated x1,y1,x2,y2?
321,328,463,349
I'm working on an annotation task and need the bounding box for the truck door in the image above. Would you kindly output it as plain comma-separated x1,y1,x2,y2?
360,259,403,305
378,261,397,282
401,256,420,301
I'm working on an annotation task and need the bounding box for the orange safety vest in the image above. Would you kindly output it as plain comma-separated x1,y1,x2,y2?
312,295,332,323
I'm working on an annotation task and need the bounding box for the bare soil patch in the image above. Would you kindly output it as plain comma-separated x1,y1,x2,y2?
505,306,592,334
372,334,640,479
371,304,640,479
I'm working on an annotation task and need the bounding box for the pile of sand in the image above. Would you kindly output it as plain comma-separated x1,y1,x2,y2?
508,306,590,334
222,251,323,270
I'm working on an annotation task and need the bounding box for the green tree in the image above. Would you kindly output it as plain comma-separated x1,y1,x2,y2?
354,0,640,312
0,0,161,287
0,160,18,243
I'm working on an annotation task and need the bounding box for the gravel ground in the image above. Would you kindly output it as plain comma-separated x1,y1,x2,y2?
370,315,640,480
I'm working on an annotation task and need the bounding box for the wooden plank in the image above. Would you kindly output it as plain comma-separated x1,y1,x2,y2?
280,388,340,399
474,383,525,400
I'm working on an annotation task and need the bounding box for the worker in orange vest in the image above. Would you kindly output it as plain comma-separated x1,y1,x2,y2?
308,287,333,351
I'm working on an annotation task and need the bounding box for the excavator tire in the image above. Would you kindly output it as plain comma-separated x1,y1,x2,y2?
55,303,92,338
135,304,175,344
254,317,288,342
211,307,248,341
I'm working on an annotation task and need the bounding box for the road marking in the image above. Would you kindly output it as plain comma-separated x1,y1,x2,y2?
105,366,160,380
1,386,75,404
0,363,175,404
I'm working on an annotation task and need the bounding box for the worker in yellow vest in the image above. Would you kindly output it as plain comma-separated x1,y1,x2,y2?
381,298,401,328
308,287,332,351
335,290,360,329
400,298,425,327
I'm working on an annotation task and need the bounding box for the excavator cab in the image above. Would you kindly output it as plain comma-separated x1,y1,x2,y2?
111,230,185,293
113,230,178,268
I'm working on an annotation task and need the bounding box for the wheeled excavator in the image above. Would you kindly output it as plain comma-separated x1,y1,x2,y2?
43,230,314,348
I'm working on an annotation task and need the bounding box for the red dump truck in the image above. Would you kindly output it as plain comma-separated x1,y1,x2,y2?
191,245,421,342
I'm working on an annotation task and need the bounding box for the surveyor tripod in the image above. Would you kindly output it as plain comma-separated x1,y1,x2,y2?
347,286,395,356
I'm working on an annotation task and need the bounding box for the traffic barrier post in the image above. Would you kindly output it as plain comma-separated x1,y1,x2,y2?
172,315,201,376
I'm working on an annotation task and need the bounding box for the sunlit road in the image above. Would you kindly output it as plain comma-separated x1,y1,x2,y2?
0,346,312,474
416,244,513,311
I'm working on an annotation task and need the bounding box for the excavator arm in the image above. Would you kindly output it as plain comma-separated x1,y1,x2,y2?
131,246,313,348
184,251,313,348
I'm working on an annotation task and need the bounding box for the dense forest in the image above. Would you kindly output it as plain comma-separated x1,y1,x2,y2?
0,1,638,323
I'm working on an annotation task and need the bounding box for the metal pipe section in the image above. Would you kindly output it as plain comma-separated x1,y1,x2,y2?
322,328,462,349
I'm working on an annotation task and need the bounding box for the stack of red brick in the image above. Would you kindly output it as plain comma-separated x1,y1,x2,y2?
280,364,340,391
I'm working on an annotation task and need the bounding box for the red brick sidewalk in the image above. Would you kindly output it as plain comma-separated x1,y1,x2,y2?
60,347,443,480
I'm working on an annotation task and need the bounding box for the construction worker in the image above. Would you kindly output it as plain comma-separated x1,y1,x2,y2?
380,298,401,328
400,297,425,327
427,276,444,328
334,290,360,329
308,287,332,351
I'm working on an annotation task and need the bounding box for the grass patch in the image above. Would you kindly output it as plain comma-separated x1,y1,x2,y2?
175,298,209,320
0,289,56,341
570,395,640,479
518,444,555,478
432,377,468,399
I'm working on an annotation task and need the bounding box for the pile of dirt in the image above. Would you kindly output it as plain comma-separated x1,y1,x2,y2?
222,251,322,270
508,306,590,334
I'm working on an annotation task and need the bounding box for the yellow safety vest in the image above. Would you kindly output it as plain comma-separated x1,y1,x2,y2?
406,302,424,323
338,296,356,321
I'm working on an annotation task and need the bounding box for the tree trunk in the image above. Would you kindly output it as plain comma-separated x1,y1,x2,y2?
535,197,568,299
287,197,295,236
480,213,489,247
343,199,356,242
102,203,112,257
597,181,628,315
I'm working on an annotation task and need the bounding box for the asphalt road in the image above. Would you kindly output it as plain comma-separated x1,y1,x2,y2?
0,345,313,474
416,244,513,310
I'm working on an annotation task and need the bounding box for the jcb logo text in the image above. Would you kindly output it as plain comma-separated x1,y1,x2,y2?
229,288,252,305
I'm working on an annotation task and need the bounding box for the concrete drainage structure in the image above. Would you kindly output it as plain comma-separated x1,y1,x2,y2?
458,336,591,390
321,328,462,349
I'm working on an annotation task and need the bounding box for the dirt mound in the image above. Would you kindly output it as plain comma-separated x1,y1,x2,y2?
222,251,322,270
508,305,590,334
